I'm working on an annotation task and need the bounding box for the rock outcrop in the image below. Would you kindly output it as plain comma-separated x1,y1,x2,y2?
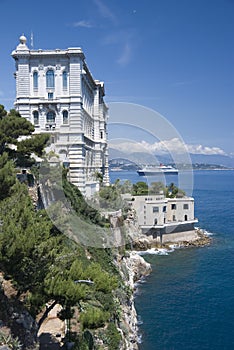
0,275,38,350
132,228,212,251
115,224,212,349
118,252,152,350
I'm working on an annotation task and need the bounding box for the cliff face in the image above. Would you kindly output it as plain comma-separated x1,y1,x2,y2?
117,252,152,350
106,212,152,349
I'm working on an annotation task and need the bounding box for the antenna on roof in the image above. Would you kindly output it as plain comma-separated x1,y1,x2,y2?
30,31,34,49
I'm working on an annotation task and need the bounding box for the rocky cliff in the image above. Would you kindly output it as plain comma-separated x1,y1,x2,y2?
0,274,38,350
117,252,152,350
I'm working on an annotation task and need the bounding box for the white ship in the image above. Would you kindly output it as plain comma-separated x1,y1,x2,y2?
137,164,178,176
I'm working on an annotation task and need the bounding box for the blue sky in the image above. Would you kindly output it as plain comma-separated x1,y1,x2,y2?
0,0,233,155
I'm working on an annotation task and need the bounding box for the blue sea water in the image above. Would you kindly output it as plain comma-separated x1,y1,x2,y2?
110,170,234,350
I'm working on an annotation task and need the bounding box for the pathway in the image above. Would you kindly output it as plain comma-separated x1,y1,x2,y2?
38,304,65,350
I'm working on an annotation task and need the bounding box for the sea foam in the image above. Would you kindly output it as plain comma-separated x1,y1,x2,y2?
136,247,175,256
195,226,215,236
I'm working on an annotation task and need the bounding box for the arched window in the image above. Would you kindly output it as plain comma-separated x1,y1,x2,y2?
46,69,54,88
33,71,38,90
33,110,39,125
184,215,188,221
63,71,67,89
63,110,68,124
46,111,55,124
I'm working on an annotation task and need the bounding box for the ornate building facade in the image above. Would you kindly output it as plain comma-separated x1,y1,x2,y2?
12,35,109,197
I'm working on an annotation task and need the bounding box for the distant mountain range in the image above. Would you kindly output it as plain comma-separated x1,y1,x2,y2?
189,154,234,167
109,147,234,168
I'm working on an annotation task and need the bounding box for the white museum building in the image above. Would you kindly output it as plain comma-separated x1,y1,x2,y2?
11,35,109,197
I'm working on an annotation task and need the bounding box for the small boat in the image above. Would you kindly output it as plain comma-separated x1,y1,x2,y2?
137,164,178,176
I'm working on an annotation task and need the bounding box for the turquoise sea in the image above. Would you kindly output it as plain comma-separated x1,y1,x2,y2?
109,170,234,350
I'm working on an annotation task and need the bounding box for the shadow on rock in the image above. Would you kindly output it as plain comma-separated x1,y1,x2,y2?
39,332,64,350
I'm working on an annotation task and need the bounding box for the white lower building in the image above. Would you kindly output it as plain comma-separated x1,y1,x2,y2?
11,35,109,197
123,194,198,239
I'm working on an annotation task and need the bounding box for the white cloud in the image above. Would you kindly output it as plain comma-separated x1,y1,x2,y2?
109,138,227,156
186,144,226,155
141,139,186,154
73,20,93,28
109,140,148,153
94,0,118,25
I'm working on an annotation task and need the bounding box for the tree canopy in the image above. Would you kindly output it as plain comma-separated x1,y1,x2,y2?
109,178,186,199
0,103,122,348
0,105,49,166
0,152,16,200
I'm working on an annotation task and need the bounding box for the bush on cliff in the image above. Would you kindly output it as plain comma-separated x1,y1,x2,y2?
80,307,109,329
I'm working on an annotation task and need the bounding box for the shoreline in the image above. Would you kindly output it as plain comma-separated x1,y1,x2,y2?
131,227,212,252
121,227,212,349
119,251,151,350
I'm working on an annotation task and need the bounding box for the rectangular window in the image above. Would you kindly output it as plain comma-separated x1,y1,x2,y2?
63,111,68,124
183,204,189,209
33,72,38,90
33,111,39,125
173,215,176,221
34,115,39,125
46,70,55,88
153,206,159,213
163,206,167,212
48,92,53,99
63,71,68,89
171,204,176,210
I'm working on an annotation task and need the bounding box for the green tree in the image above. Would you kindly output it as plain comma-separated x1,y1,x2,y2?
132,181,148,195
0,185,58,293
80,307,109,329
62,170,105,226
0,153,16,200
0,106,49,165
0,104,7,119
120,179,133,194
0,108,34,155
98,184,123,210
0,103,124,346
106,322,121,350
84,262,118,293
17,133,50,156
94,171,103,185
149,181,166,195
166,182,185,198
